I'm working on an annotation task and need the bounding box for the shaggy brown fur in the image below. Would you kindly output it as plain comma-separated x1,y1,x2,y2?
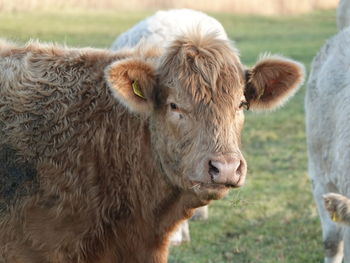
0,40,176,263
158,31,244,105
0,31,304,263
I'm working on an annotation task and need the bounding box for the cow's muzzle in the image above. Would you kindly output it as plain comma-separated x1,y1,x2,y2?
207,154,247,187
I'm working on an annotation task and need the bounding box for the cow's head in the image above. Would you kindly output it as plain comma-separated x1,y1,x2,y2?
105,32,304,203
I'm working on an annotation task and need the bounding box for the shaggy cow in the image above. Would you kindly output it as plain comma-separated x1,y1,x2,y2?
0,28,303,263
306,26,350,263
112,9,226,245
112,8,305,246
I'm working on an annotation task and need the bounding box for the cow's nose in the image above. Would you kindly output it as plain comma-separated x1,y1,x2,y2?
208,156,246,187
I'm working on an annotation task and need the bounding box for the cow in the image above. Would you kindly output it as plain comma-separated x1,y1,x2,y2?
0,27,303,263
337,0,350,30
112,8,306,246
305,25,350,263
111,9,227,50
112,8,226,245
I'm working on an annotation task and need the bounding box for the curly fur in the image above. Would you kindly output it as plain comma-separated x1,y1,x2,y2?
0,40,193,263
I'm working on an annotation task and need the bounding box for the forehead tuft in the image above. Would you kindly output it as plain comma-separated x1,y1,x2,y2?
158,29,244,104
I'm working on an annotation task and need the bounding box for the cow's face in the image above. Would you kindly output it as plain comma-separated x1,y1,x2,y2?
106,33,304,202
149,79,246,201
147,36,248,201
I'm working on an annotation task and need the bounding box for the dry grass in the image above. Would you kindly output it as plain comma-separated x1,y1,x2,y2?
0,0,338,15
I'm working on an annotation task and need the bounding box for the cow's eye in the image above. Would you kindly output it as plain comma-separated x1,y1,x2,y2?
239,100,250,110
170,103,178,110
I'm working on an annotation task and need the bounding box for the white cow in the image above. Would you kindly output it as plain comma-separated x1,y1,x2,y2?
112,9,224,245
337,0,350,30
111,9,228,50
305,26,350,263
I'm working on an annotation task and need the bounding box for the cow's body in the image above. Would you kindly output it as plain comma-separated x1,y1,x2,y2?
305,26,350,263
1,21,303,262
0,41,182,263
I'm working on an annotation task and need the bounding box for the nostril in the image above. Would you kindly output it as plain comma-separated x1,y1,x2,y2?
236,160,243,174
208,160,220,175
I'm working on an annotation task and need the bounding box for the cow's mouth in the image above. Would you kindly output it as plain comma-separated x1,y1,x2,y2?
188,180,231,201
190,178,242,190
189,181,236,191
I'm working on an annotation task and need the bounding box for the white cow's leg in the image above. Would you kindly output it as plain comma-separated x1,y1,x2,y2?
313,181,344,263
191,206,208,221
169,221,190,246
169,206,208,246
343,228,350,263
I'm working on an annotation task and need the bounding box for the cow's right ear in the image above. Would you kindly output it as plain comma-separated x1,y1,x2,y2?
244,55,304,111
105,58,156,114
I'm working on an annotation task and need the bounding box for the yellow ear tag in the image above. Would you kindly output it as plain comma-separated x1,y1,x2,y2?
332,212,338,222
132,80,146,99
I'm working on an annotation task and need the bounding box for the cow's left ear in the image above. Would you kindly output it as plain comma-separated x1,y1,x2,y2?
244,55,305,110
105,58,156,114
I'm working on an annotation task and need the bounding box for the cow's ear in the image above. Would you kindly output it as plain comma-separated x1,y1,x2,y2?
105,58,156,114
244,55,305,110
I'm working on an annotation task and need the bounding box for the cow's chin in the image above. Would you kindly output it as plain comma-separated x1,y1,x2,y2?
189,181,230,201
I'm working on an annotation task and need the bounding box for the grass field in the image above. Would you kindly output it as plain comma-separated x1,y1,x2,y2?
0,9,338,262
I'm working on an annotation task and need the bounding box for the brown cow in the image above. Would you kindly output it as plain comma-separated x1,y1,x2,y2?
0,31,303,263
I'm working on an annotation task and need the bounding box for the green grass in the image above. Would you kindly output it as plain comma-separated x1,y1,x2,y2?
0,9,338,263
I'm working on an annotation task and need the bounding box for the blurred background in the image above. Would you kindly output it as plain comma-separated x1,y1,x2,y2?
0,0,340,262
0,0,339,15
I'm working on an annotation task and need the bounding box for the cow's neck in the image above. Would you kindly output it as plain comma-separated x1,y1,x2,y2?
98,109,196,262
